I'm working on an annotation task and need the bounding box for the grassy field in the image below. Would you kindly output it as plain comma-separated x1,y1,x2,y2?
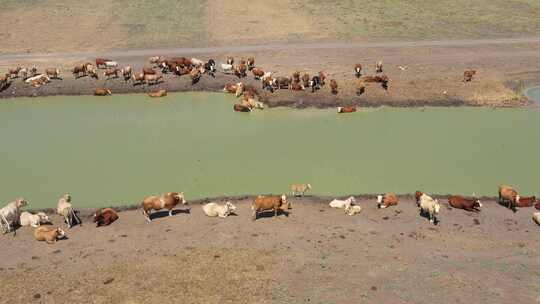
1,0,540,53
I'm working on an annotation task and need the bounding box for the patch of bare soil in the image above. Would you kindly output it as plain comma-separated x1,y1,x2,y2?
0,197,538,303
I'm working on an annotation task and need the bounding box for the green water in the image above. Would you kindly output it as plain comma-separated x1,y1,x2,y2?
1,92,539,208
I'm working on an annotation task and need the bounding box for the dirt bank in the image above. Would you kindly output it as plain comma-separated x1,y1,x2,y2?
2,40,540,108
0,196,538,304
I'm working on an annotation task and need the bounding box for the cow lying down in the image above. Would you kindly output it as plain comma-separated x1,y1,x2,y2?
202,202,237,218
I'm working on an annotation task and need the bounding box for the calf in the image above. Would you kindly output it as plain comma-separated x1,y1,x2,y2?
34,227,66,244
448,195,482,212
93,208,119,227
251,195,290,220
141,192,187,222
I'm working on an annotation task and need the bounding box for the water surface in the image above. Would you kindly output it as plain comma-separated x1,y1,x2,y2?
1,93,538,208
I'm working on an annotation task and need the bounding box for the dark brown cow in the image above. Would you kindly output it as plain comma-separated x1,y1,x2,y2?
247,57,255,70
354,64,362,78
330,79,338,95
301,73,310,88
95,58,112,69
463,69,476,82
93,208,119,227
448,195,482,212
515,196,537,208
252,68,265,79
337,106,356,113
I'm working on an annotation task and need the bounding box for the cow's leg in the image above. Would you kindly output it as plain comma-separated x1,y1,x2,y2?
252,210,257,221
274,208,278,218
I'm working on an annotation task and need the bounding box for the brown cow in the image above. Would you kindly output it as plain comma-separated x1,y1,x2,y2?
45,68,62,80
290,82,304,91
252,68,265,80
94,88,112,96
463,69,476,82
143,67,156,75
8,67,22,78
190,68,201,84
318,72,326,86
515,196,537,208
121,66,132,81
95,58,112,69
354,64,362,78
377,193,399,209
93,208,119,227
148,89,167,98
72,64,87,78
363,74,389,90
103,68,120,79
141,192,187,222
145,74,164,85
247,57,255,70
132,73,145,85
302,73,310,88
275,76,290,89
337,106,356,113
330,79,338,95
235,63,247,78
251,195,290,220
233,103,252,112
448,195,482,212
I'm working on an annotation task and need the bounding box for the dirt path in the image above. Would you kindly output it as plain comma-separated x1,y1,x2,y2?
2,36,540,61
0,196,538,303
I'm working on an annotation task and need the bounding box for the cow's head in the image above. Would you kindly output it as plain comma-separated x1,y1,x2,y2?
62,193,72,202
16,198,28,208
175,192,187,205
37,212,51,224
415,191,423,202
433,200,441,215
56,228,66,239
225,201,236,213
377,195,383,204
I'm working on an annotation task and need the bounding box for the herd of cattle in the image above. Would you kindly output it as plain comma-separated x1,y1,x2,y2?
0,184,538,244
0,56,477,112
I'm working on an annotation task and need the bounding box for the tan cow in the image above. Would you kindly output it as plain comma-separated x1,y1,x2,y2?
251,195,290,220
94,88,112,96
34,226,66,244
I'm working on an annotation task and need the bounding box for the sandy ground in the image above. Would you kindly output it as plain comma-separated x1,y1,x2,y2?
2,39,540,107
0,196,539,304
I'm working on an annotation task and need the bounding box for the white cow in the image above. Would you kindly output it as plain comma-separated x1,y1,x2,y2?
191,58,205,66
202,201,237,218
105,61,118,68
345,205,362,216
329,196,355,209
24,74,50,84
57,193,82,228
0,198,28,234
20,211,50,228
419,195,440,224
221,63,234,74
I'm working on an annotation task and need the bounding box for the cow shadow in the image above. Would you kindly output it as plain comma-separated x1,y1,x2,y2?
419,209,439,225
149,208,191,220
255,210,290,220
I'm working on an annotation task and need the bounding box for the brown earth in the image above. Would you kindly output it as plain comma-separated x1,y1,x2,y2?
1,39,540,108
0,196,539,304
